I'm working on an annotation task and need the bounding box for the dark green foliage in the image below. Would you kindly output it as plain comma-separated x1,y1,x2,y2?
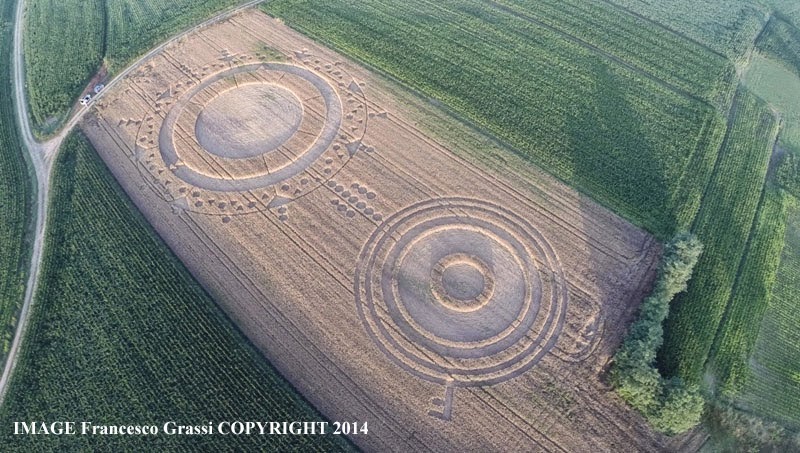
613,234,703,379
660,90,778,384
24,0,104,131
0,0,32,365
0,132,352,452
611,234,705,435
264,0,729,238
649,378,706,435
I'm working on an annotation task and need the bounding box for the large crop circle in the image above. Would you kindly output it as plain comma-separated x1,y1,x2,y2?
158,63,343,192
133,55,369,217
355,198,568,387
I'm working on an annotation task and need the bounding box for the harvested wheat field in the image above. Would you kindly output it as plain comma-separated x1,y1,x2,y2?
81,10,667,452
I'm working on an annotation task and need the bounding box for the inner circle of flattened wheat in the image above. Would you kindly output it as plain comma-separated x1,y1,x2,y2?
354,197,568,387
158,62,342,192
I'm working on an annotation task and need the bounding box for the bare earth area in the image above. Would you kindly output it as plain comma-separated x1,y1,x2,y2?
82,10,666,452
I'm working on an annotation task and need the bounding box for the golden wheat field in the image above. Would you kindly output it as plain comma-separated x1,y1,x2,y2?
81,10,668,451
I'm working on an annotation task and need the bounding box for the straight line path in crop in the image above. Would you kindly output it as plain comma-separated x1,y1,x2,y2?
0,0,266,405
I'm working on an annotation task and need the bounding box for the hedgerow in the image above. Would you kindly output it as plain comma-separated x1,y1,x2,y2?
610,233,705,435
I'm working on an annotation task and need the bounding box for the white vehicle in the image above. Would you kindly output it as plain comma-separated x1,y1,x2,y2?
80,94,91,106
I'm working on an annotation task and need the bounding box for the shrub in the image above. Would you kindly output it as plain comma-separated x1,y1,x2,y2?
610,233,705,435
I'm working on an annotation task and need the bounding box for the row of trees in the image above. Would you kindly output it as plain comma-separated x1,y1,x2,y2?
610,233,705,435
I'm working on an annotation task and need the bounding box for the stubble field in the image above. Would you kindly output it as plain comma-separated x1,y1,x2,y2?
82,10,666,451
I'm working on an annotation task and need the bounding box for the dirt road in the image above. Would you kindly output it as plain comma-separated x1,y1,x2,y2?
0,0,265,405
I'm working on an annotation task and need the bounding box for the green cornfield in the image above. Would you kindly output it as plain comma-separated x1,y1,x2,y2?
0,0,32,368
659,89,779,384
707,187,791,396
0,132,352,452
738,199,800,429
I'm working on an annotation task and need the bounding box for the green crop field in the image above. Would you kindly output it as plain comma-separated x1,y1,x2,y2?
744,54,800,198
738,200,800,429
659,89,778,384
264,0,729,238
0,0,32,366
104,0,243,70
707,187,791,396
603,1,800,61
727,32,800,428
23,0,104,132
23,0,247,133
744,54,800,154
470,0,735,106
605,0,770,59
0,132,351,452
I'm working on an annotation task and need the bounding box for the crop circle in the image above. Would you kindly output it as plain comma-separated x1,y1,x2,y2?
355,198,568,387
133,54,369,216
158,62,342,192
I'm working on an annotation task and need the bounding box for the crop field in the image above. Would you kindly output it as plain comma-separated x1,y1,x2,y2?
23,0,104,131
9,0,800,448
490,0,735,106
23,0,247,132
707,187,791,395
606,0,770,59
263,0,730,238
104,0,244,70
0,0,31,366
0,132,351,452
738,200,800,429
659,90,779,384
261,0,798,401
744,55,800,201
77,11,673,451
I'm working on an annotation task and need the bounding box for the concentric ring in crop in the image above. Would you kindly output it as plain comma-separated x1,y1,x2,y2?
355,197,569,387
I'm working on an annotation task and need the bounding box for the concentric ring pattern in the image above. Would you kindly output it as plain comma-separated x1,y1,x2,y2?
355,198,568,387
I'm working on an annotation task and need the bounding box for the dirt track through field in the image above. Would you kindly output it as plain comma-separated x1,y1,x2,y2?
80,10,669,451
